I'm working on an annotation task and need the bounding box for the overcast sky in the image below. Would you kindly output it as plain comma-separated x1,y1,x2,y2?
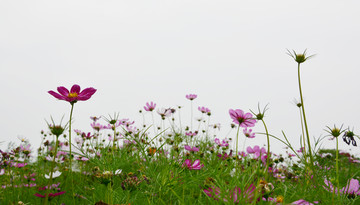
1,0,359,156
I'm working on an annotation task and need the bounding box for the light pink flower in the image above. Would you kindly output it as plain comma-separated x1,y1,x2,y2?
186,94,197,100
247,145,267,164
90,122,106,132
48,84,96,103
184,145,199,152
144,101,156,112
198,106,211,115
340,178,360,196
292,199,319,205
182,159,204,170
157,108,172,119
185,131,197,137
229,109,256,127
243,128,255,138
204,184,255,203
214,138,229,147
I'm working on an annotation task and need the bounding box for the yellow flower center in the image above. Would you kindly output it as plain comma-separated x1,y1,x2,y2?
276,196,284,203
68,92,78,98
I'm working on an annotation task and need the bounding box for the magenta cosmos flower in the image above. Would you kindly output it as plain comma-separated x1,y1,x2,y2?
204,184,255,203
186,94,197,100
198,106,211,115
229,109,256,127
184,145,199,152
243,128,255,138
144,101,156,112
34,191,66,198
48,84,96,104
182,159,204,170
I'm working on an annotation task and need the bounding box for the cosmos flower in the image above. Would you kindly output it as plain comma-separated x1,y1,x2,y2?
34,191,66,198
186,94,197,100
45,171,62,179
247,145,267,164
185,131,197,137
144,101,156,112
204,184,255,203
292,199,319,205
340,178,360,196
184,145,199,152
214,138,229,147
157,108,172,119
243,128,255,138
229,109,256,127
198,106,211,115
182,159,204,170
48,84,96,104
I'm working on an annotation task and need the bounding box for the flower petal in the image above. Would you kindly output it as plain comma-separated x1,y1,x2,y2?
48,91,67,100
70,84,81,94
57,87,69,97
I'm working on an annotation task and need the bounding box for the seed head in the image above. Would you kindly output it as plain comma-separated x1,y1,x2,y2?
287,49,315,64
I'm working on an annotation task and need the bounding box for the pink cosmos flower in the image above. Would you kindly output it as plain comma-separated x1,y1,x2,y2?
204,184,255,203
48,84,96,104
243,128,255,138
186,94,197,100
340,178,360,196
214,138,229,147
229,109,256,127
247,145,267,164
185,131,197,137
144,101,156,112
157,108,172,119
217,150,233,160
292,199,319,205
325,178,360,197
182,159,204,170
90,122,106,132
34,191,66,198
198,106,211,115
184,145,199,152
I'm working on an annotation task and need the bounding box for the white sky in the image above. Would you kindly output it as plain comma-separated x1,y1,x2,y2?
1,0,360,155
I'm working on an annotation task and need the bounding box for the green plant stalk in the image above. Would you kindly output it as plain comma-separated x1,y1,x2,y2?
336,136,340,196
299,108,307,163
297,63,314,168
112,126,117,153
68,103,75,204
261,119,270,181
235,125,240,156
44,136,60,205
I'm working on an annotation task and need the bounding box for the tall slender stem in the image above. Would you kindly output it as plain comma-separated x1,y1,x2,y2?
336,136,340,195
235,126,240,156
68,103,75,204
261,119,270,181
44,137,59,205
297,63,314,167
299,108,307,162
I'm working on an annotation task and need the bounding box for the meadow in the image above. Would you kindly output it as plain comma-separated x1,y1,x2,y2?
1,50,360,205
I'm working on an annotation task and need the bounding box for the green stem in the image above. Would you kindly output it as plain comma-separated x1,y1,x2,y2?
69,103,75,204
235,125,240,156
336,136,340,196
299,108,307,163
44,137,60,205
261,119,270,181
113,126,117,154
297,63,314,168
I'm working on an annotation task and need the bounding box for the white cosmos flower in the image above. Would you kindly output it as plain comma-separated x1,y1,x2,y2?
45,170,62,179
